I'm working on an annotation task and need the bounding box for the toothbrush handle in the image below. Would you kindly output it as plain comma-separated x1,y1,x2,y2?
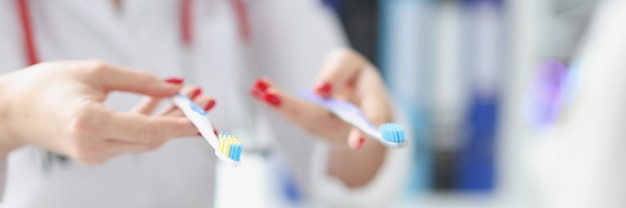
172,93,218,148
299,91,382,140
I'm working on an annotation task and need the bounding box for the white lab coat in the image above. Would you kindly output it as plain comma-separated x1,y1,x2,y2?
0,0,409,207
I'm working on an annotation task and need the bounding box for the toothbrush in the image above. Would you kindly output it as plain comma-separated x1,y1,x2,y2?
172,93,242,166
299,91,407,148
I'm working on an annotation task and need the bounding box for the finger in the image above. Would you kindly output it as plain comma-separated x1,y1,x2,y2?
313,48,368,97
102,111,198,143
250,79,350,139
347,128,366,150
157,86,207,116
160,95,216,117
131,82,201,115
87,61,183,97
356,70,392,126
105,140,165,157
131,96,163,115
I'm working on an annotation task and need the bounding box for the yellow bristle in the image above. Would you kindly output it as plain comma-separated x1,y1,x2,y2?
222,140,228,154
218,138,224,152
224,140,231,156
218,137,224,152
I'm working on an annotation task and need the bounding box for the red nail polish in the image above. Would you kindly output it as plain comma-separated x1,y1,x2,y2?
253,78,269,92
355,138,365,150
190,88,202,99
204,100,216,111
197,132,202,136
263,93,281,107
214,129,219,136
315,82,332,95
164,77,184,85
250,79,269,99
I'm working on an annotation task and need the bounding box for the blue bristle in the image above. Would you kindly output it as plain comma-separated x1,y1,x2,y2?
379,123,405,143
229,145,235,160
235,145,241,161
227,144,242,162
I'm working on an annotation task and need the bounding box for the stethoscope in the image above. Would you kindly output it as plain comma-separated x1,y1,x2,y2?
16,0,252,66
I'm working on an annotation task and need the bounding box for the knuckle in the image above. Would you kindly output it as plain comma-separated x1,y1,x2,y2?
67,106,99,138
66,139,105,164
86,60,109,74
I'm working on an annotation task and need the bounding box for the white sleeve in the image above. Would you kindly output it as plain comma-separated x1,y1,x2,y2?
309,102,412,208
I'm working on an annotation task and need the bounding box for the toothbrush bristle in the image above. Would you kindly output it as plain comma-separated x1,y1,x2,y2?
218,133,242,162
379,123,405,143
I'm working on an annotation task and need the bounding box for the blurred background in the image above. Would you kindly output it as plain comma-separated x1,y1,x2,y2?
216,0,608,207
324,0,596,207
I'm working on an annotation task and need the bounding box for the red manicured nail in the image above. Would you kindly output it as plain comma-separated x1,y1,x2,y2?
250,78,269,99
315,82,332,95
263,93,281,107
190,88,202,99
164,77,184,85
253,78,269,91
214,129,219,136
204,100,216,111
355,137,365,150
197,132,202,136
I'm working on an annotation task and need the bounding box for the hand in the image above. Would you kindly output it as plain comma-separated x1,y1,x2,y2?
250,48,391,187
0,61,200,165
130,85,218,135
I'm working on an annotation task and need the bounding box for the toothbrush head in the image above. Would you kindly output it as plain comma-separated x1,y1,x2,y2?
216,132,242,163
379,123,405,144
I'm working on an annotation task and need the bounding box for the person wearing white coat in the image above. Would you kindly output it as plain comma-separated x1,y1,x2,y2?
0,0,409,207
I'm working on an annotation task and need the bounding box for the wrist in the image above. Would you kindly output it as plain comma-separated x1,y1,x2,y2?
0,75,21,157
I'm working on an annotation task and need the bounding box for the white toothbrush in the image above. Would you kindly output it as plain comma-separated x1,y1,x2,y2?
172,93,242,166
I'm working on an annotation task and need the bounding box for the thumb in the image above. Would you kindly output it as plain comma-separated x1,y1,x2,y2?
90,61,183,97
347,128,366,150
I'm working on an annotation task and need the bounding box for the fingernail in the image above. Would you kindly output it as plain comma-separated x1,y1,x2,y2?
164,77,184,85
190,88,202,99
355,137,365,150
204,100,216,111
263,92,281,107
315,82,332,95
250,78,269,99
214,129,219,136
197,132,202,136
253,78,269,92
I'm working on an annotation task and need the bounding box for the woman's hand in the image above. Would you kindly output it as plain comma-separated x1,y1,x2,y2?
0,61,202,165
250,48,391,187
